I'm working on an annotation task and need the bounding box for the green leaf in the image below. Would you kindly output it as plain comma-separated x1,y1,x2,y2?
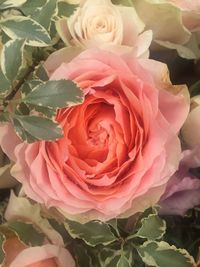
8,221,44,246
15,102,30,116
117,255,131,267
57,1,78,17
134,214,166,241
0,69,10,94
13,115,63,142
23,80,83,108
20,0,47,15
0,0,27,9
13,117,37,143
29,104,56,119
31,0,58,31
74,244,93,267
21,80,43,96
137,241,196,267
0,16,51,47
1,38,25,81
34,64,49,81
107,219,120,237
64,219,117,247
105,253,121,267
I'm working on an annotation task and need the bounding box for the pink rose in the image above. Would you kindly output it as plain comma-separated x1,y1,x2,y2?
0,49,189,221
3,238,75,267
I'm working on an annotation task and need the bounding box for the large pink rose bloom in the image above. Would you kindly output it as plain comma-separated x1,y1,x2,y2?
0,49,189,221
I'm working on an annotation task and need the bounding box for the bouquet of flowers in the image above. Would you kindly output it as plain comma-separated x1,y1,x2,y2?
0,0,200,266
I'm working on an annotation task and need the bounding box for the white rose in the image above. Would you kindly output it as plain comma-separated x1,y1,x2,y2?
56,0,152,57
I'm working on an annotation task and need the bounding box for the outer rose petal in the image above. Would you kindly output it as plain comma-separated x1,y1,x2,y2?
133,0,191,44
3,241,75,267
0,49,189,221
160,150,200,216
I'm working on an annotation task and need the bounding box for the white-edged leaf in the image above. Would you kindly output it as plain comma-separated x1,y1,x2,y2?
134,214,166,240
13,115,63,142
0,16,51,47
0,0,27,9
1,38,25,81
31,0,58,31
137,241,196,267
0,69,10,94
5,191,64,246
20,0,47,15
57,1,78,18
23,80,84,108
64,219,117,247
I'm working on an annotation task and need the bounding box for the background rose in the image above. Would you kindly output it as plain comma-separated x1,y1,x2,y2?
2,240,75,267
160,150,200,216
133,0,200,59
56,0,152,57
0,49,189,221
181,95,200,161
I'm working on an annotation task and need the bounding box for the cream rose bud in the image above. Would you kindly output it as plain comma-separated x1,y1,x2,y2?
182,95,200,149
56,0,152,57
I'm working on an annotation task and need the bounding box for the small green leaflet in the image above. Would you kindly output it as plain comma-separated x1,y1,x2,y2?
0,16,51,47
1,39,25,81
23,80,84,109
133,214,166,240
13,115,63,142
117,255,131,267
137,241,196,267
64,219,117,247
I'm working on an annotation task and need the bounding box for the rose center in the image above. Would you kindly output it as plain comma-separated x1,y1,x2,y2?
87,124,109,147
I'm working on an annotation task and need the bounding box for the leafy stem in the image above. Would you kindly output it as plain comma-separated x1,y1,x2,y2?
2,65,35,108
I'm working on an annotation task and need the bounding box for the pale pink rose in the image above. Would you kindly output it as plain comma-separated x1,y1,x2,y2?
3,238,75,267
0,49,189,221
160,150,200,216
169,0,200,32
56,0,152,57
